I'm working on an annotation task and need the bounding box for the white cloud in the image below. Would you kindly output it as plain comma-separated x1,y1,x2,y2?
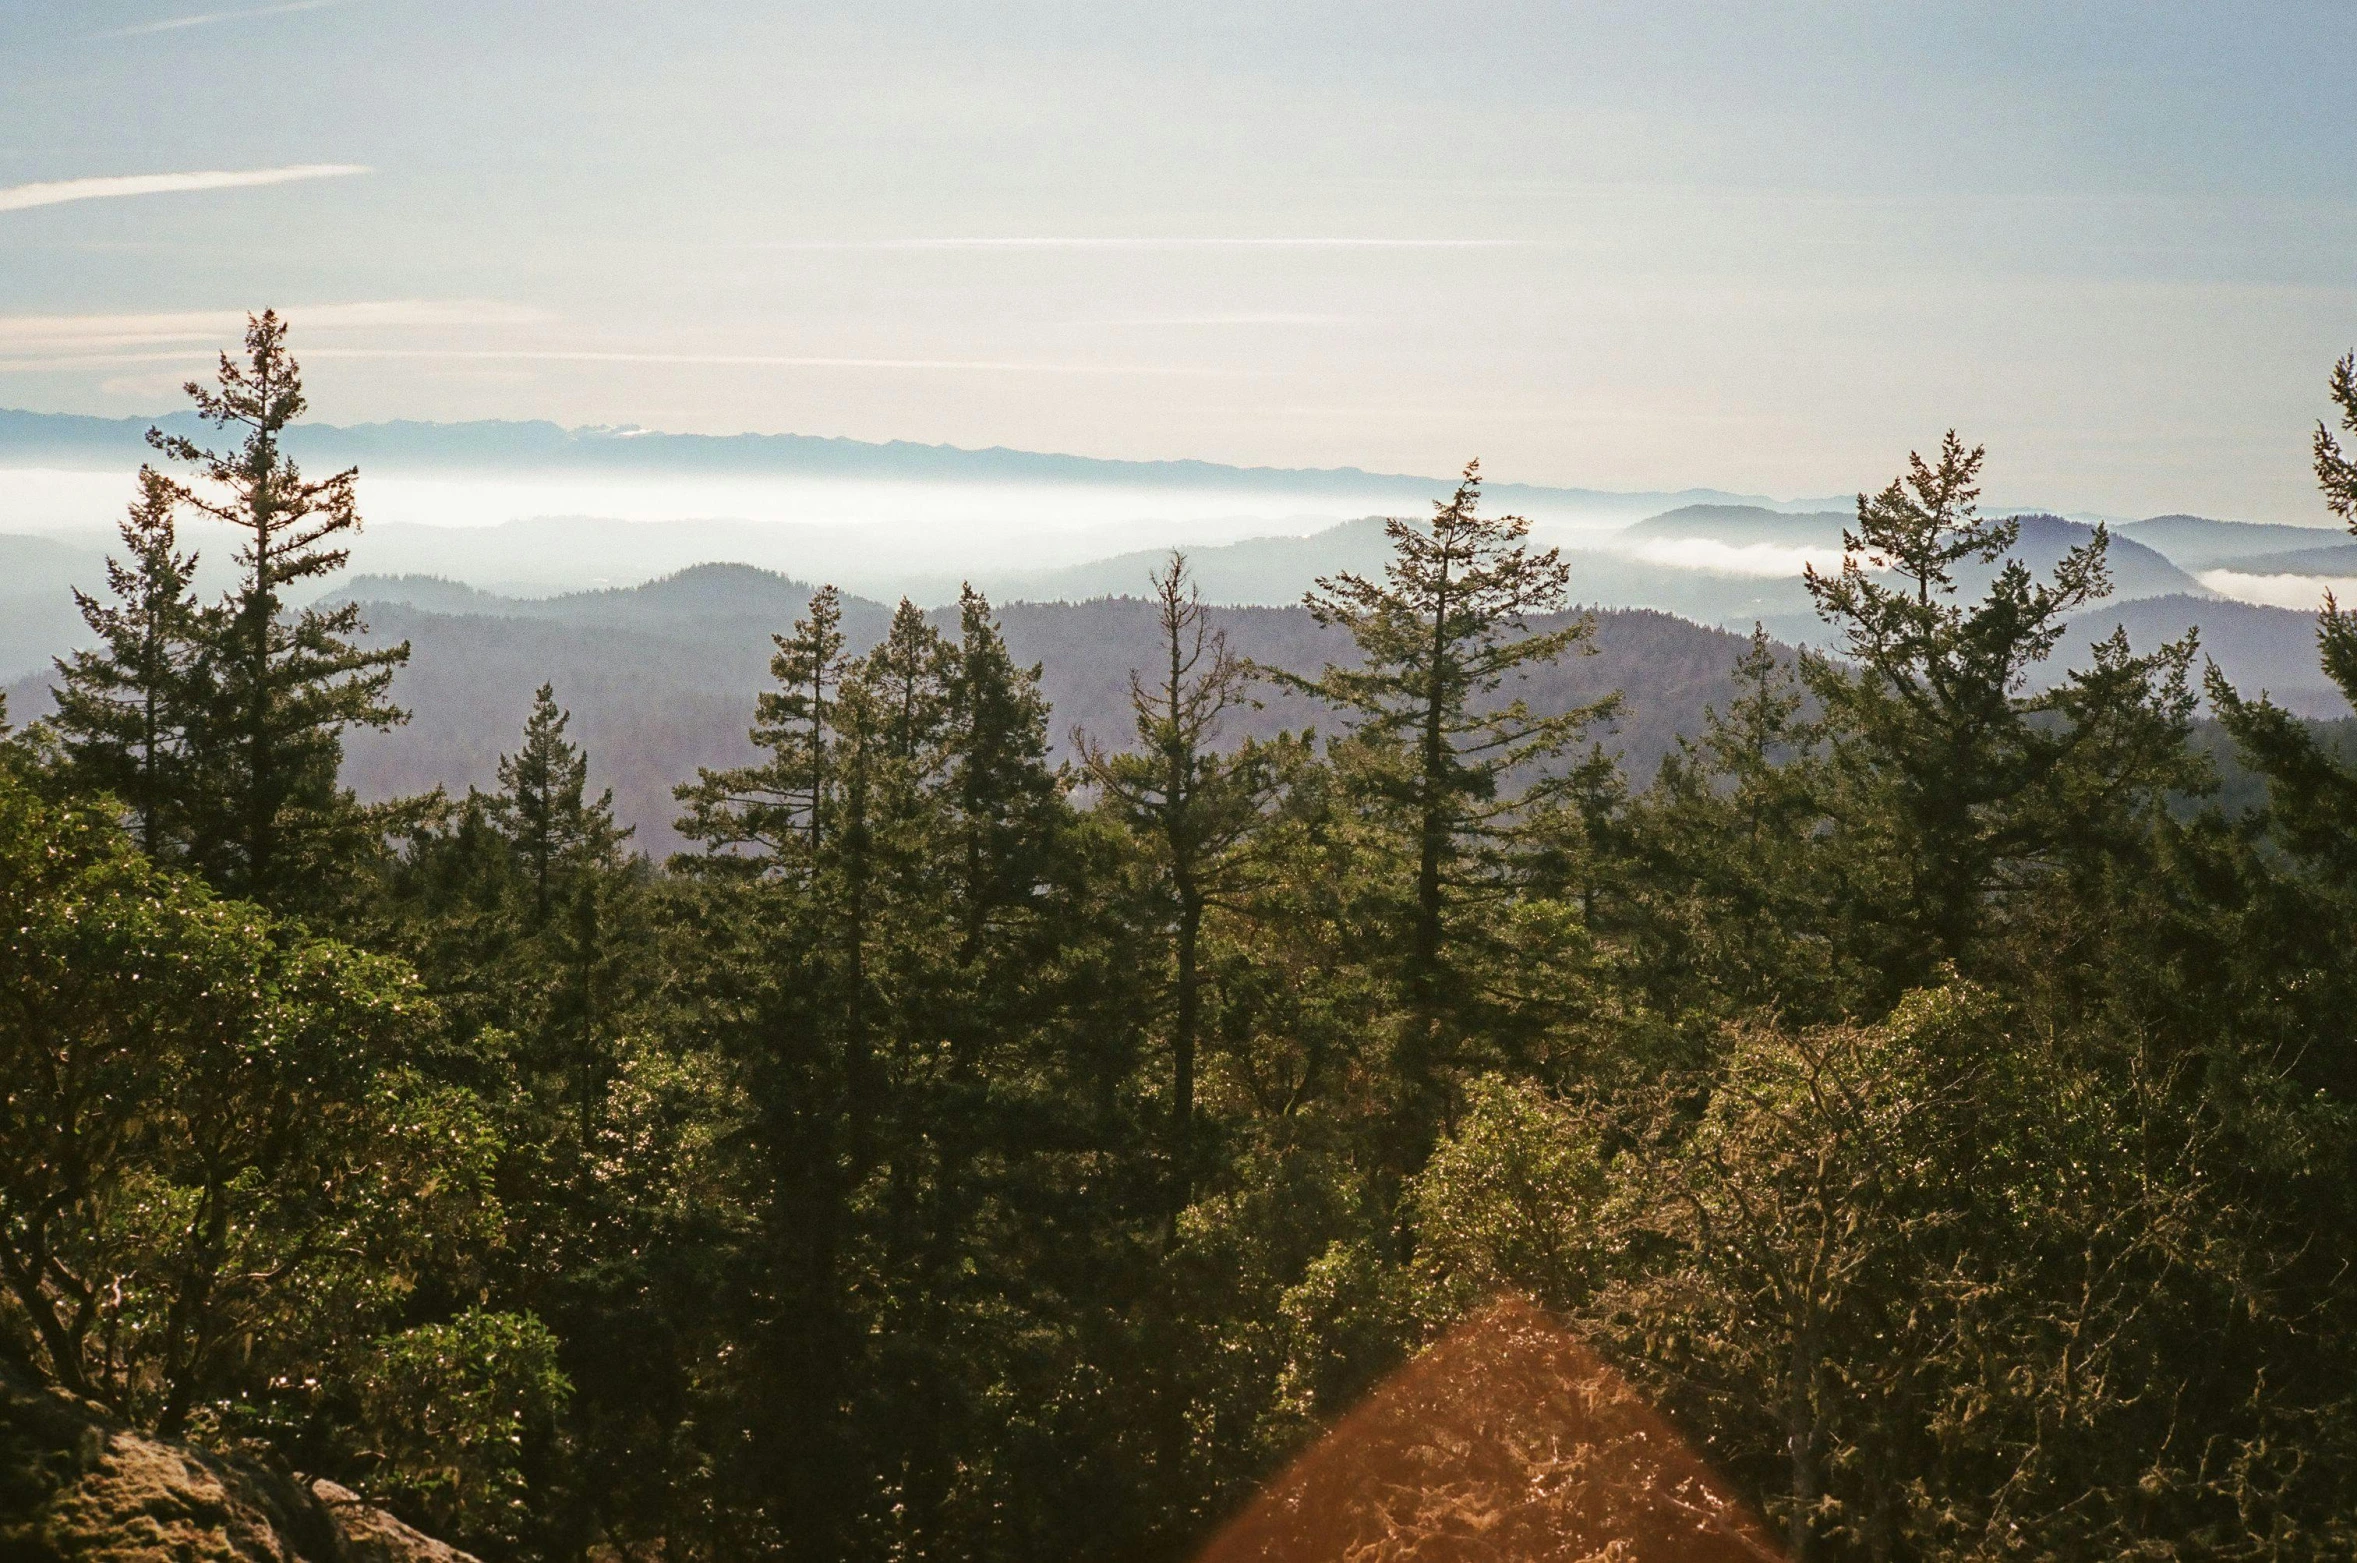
0,164,368,215
1622,536,1849,578
1102,313,1359,327
83,1,343,40
2198,570,2357,611
0,345,1242,377
320,349,1238,374
0,300,550,356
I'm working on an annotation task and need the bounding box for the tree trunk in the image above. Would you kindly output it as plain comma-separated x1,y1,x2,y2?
1171,881,1201,1232
1788,1316,1823,1563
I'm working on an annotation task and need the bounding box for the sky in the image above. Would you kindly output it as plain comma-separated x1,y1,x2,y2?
4,1,2357,520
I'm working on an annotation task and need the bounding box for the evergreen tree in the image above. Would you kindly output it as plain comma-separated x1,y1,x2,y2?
675,584,848,869
50,466,205,856
486,683,632,1146
1080,555,1285,1218
145,310,410,909
2207,354,2357,1098
945,585,1063,965
1283,463,1612,1139
1622,627,1848,1029
1802,431,2193,988
488,682,627,926
2213,352,2357,883
878,587,1072,1552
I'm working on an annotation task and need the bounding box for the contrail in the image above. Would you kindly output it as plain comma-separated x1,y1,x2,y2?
83,1,345,41
0,164,369,214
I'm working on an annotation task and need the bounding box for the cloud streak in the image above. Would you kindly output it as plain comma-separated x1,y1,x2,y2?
0,164,368,214
0,301,549,351
300,349,1244,376
758,238,1530,250
83,1,343,40
0,344,1241,377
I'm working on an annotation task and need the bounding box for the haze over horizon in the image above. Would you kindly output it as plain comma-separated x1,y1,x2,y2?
8,2,2357,522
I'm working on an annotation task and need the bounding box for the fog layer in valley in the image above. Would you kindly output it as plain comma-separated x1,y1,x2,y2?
5,417,2353,847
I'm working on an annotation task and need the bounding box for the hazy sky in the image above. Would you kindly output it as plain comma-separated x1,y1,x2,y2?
4,2,2355,519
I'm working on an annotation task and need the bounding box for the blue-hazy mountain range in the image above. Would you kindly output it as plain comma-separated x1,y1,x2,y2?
0,406,1830,520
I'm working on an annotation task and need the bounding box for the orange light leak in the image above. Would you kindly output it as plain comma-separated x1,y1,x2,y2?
1194,1297,1785,1563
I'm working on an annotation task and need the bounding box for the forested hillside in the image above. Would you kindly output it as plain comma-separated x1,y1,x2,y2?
12,316,2357,1563
323,576,1760,850
7,568,1764,853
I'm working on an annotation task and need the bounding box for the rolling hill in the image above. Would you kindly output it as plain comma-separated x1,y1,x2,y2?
10,557,2345,854
2112,514,2346,569
9,564,1778,853
2046,594,2351,719
2206,543,2357,577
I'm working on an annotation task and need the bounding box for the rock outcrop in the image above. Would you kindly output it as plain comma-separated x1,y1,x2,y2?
0,1360,474,1563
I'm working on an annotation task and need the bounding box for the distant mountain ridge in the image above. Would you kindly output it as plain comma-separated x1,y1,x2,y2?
11,558,2347,854
1622,504,1853,548
2206,543,2357,577
2113,513,2344,568
13,562,1777,851
2052,594,2351,719
0,405,1823,518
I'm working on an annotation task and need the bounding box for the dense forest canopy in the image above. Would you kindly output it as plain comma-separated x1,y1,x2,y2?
8,313,2357,1563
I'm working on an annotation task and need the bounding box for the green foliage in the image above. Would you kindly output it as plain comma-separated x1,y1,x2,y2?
675,584,848,864
1279,461,1615,1153
1405,1075,1603,1322
489,683,629,925
1081,554,1291,1218
0,759,499,1442
358,1309,572,1551
2209,357,2357,941
49,466,204,857
46,311,411,914
1803,431,2198,987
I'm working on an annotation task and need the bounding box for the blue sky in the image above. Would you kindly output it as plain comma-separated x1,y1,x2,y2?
4,1,2355,518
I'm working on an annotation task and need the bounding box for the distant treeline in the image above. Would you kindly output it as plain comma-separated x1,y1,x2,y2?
7,314,2357,1563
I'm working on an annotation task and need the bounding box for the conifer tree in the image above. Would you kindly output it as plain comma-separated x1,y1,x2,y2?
51,466,205,856
2213,354,2357,887
489,682,627,925
675,584,848,867
1080,554,1282,1215
2208,356,2357,1105
824,599,958,1125
145,310,410,908
1625,627,1843,1025
1802,431,2190,984
1285,463,1611,1127
946,584,1062,956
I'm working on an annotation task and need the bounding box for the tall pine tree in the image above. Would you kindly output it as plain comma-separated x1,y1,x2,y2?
1080,554,1283,1219
489,682,628,926
1802,431,2192,989
1284,463,1611,1144
675,584,848,869
146,310,410,909
51,466,205,856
